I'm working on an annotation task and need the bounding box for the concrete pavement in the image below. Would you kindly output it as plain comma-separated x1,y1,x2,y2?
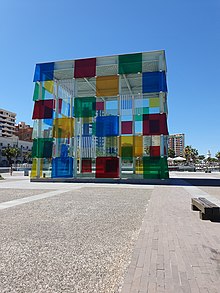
0,172,219,292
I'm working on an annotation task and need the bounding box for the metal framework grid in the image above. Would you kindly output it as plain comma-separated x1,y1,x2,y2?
31,50,169,180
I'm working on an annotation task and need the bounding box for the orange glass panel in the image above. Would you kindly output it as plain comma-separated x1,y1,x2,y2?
96,75,119,97
134,136,143,156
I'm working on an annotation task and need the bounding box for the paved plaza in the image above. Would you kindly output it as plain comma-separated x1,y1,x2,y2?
0,172,220,292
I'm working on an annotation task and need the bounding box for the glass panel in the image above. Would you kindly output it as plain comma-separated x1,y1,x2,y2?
33,62,54,82
52,157,74,178
96,116,119,137
96,157,119,178
121,121,132,134
119,53,142,74
74,58,96,78
74,97,96,118
96,75,119,97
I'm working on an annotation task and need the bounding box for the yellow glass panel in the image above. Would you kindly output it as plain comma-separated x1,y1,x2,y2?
149,98,160,107
53,118,74,138
120,136,133,147
44,81,54,94
120,136,133,156
82,117,93,123
96,75,119,97
30,158,43,178
134,136,143,156
135,158,143,174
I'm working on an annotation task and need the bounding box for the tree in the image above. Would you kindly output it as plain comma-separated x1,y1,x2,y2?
168,148,175,158
23,150,32,163
2,147,20,175
216,151,220,171
184,145,198,164
198,155,205,161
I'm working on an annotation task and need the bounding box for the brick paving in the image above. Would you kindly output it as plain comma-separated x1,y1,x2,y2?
121,184,220,293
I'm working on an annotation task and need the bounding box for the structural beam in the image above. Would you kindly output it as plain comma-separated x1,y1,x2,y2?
122,74,133,95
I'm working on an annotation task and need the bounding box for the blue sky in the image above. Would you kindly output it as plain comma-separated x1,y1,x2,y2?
0,0,219,156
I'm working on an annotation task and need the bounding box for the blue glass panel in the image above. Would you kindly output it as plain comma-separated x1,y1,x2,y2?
33,62,54,82
149,107,160,114
52,157,73,178
120,97,132,109
60,144,68,157
142,71,167,93
121,115,133,122
96,116,119,137
135,121,142,134
44,118,53,126
106,100,118,110
143,98,149,107
83,123,90,135
121,109,132,116
61,99,71,117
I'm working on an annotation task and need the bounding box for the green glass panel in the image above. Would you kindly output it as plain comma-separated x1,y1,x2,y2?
33,83,45,101
134,114,143,121
74,97,96,118
33,83,39,101
143,107,149,114
119,53,142,74
32,138,53,158
121,146,133,160
143,156,169,179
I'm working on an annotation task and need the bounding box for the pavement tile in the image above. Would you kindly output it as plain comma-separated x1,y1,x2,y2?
121,181,220,293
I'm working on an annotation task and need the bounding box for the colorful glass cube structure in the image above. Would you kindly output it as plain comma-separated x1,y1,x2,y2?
31,51,169,179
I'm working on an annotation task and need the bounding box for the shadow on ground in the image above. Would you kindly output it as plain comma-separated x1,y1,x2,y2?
31,177,220,187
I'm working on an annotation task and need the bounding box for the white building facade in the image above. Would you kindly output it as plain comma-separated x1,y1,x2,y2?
0,136,32,166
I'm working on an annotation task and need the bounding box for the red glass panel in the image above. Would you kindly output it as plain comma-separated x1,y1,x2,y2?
53,99,62,113
81,159,92,173
96,157,119,178
121,121,132,134
74,58,96,78
143,114,168,135
32,100,53,119
96,101,104,111
150,146,160,156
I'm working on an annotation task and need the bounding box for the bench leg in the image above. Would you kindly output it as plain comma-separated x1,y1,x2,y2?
210,212,220,222
199,212,210,220
191,204,200,211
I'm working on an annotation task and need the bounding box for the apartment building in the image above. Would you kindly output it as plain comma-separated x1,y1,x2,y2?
168,133,185,157
15,122,33,142
0,108,16,137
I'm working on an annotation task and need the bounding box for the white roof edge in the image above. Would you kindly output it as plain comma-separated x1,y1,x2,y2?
35,49,167,66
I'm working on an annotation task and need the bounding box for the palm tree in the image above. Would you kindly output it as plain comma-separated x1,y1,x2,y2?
215,151,220,171
2,147,20,175
198,155,205,161
168,148,175,158
184,145,198,164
